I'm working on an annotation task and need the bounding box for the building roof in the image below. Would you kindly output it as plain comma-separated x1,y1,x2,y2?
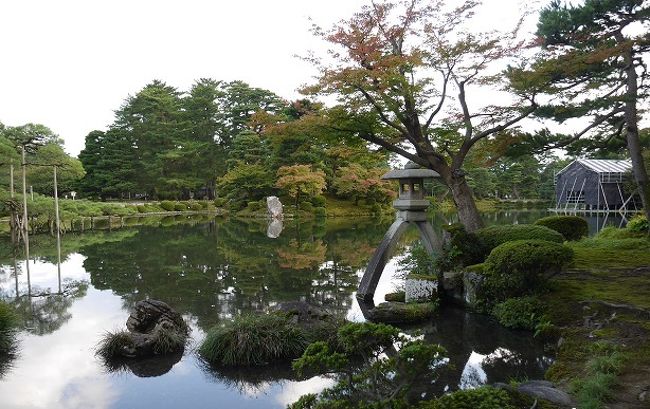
558,159,632,175
382,168,440,180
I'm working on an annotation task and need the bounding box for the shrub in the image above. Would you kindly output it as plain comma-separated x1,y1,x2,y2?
314,207,327,218
310,195,326,207
0,302,17,353
136,205,147,213
422,386,514,409
595,226,641,239
187,201,203,211
199,201,210,209
535,215,588,241
173,203,187,211
483,240,573,301
199,314,309,366
100,204,117,216
627,215,649,233
437,223,486,271
492,296,543,330
160,200,175,211
475,224,565,256
213,198,227,207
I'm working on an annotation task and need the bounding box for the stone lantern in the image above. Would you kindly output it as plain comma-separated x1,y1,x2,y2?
357,162,442,302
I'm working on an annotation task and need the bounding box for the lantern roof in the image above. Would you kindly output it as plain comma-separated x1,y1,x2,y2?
381,161,440,180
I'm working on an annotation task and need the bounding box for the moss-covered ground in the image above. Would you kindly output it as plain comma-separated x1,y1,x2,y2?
541,234,650,408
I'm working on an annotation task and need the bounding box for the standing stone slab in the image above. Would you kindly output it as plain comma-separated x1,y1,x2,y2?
405,278,438,303
266,196,284,220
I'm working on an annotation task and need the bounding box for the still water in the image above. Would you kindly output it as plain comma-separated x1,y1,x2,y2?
0,210,611,408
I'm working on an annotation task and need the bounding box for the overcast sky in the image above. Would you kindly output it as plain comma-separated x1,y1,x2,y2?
1,0,533,156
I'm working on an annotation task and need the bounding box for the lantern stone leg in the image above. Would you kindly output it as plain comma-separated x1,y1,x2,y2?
356,162,442,303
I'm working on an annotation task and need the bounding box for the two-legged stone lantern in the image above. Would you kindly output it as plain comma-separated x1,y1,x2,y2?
357,162,441,302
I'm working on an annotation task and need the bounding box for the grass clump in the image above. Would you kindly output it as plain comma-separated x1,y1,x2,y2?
96,330,134,360
535,215,588,241
0,302,18,353
199,314,309,366
570,342,625,409
627,214,648,233
153,326,187,355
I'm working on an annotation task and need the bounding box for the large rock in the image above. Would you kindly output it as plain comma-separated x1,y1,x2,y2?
266,196,284,220
105,299,189,359
272,301,330,324
267,218,283,238
496,380,573,407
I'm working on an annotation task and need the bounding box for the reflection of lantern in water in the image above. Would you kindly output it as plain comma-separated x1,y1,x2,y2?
357,162,441,302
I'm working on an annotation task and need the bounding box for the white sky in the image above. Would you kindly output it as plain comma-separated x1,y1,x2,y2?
1,0,534,157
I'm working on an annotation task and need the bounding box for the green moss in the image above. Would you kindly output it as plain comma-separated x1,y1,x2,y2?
568,237,650,270
535,215,588,241
384,291,406,302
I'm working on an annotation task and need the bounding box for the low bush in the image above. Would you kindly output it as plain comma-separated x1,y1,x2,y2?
246,201,262,211
421,386,514,409
199,201,210,209
627,214,649,233
535,215,588,241
160,201,175,211
483,240,573,301
173,203,188,211
213,197,227,207
475,224,565,256
492,296,543,330
298,201,314,212
595,226,641,239
199,314,309,366
0,302,17,353
187,201,203,211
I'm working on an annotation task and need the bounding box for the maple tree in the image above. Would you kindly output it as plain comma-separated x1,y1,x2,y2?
275,165,327,207
305,0,539,230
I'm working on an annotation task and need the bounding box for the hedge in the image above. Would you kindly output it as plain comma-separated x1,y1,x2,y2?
475,224,565,256
535,215,588,241
483,239,573,301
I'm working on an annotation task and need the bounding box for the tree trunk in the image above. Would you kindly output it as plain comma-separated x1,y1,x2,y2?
448,175,484,232
621,40,650,220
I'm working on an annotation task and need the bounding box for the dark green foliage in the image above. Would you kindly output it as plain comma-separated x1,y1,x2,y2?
420,386,514,409
535,215,588,241
492,297,544,330
173,203,187,211
436,223,486,272
475,224,565,256
0,302,17,353
483,240,573,301
399,241,437,278
199,314,309,366
571,342,625,409
291,322,447,408
310,195,326,207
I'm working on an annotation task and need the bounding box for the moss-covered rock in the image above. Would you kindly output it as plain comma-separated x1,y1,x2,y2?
535,215,588,241
384,291,406,302
366,301,437,325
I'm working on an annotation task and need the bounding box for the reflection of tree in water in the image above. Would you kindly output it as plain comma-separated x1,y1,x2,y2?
101,351,184,378
407,306,553,395
10,280,88,335
0,344,18,380
80,218,391,332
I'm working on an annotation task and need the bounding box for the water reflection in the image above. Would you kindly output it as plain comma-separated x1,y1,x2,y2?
0,213,556,408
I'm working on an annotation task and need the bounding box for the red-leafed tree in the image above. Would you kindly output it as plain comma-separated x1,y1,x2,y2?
304,0,539,231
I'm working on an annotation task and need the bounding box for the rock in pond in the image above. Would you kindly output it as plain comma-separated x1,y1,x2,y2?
266,196,284,220
366,301,436,325
272,301,331,324
98,299,189,361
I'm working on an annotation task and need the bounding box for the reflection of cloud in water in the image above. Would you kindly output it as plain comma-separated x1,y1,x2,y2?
459,351,487,390
0,288,124,409
276,376,336,407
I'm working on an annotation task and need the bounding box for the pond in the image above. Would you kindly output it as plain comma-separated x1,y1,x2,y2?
0,210,590,408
